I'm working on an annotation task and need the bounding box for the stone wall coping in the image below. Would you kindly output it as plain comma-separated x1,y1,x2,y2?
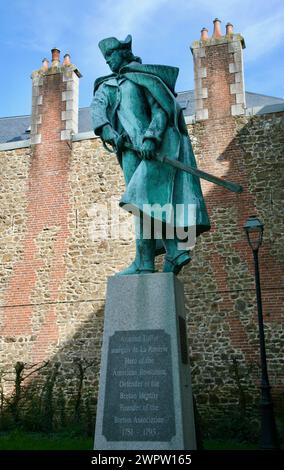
72,131,98,141
1,103,284,151
0,139,31,152
184,115,196,124
246,103,284,116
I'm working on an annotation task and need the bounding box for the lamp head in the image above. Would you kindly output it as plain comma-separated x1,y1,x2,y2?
243,215,264,251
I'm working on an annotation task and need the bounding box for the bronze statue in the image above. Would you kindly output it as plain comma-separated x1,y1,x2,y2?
91,35,212,275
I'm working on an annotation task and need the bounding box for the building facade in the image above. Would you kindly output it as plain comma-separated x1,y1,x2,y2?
0,20,283,429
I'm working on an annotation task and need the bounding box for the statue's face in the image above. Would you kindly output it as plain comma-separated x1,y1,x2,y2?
105,49,127,73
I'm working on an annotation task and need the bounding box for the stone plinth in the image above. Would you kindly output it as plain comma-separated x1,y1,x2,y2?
94,273,196,450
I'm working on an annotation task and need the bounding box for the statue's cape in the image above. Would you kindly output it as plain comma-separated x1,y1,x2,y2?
125,63,179,95
94,72,116,93
94,62,179,96
93,62,211,235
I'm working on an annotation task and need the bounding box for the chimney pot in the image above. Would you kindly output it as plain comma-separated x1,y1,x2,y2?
41,58,49,71
51,48,60,65
212,18,222,38
200,28,209,41
226,23,234,35
63,53,71,66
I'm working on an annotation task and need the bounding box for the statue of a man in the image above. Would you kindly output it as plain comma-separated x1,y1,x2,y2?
91,35,210,275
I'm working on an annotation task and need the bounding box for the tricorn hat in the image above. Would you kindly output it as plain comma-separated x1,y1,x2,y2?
98,34,132,58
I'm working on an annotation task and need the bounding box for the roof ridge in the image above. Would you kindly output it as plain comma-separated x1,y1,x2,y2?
1,90,284,120
0,114,30,120
245,90,284,101
177,90,194,95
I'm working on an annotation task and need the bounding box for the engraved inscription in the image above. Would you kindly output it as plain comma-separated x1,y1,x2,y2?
102,329,175,441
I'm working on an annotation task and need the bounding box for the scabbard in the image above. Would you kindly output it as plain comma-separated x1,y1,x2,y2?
122,141,243,194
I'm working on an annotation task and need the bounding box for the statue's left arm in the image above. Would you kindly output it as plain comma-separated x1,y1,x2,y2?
143,89,168,145
141,89,168,159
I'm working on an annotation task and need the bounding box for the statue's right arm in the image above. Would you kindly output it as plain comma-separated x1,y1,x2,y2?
91,84,118,146
91,84,111,137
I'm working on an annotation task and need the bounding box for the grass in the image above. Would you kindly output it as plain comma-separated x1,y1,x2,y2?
0,430,258,450
0,430,93,450
204,439,258,450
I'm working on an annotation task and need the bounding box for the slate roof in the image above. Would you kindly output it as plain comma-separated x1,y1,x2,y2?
175,90,284,118
0,115,31,144
0,91,284,144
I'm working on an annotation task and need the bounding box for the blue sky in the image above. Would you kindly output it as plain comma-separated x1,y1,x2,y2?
0,0,283,117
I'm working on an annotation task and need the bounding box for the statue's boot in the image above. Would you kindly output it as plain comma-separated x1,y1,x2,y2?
116,238,155,275
162,237,191,275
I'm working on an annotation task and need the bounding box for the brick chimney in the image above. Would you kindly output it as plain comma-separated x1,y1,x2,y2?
191,19,246,121
30,49,82,144
1,51,82,350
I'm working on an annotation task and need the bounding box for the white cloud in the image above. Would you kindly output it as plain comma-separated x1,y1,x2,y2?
8,0,284,63
242,12,284,62
94,0,168,35
3,0,76,52
168,1,284,63
82,0,169,52
80,0,170,76
3,0,284,101
93,0,169,37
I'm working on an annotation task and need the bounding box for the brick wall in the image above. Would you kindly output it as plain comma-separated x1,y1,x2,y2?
185,112,284,413
1,112,283,416
0,30,283,423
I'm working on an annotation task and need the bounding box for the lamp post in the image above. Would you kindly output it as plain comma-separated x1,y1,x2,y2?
243,215,279,450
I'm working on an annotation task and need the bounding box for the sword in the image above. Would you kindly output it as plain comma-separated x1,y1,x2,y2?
103,138,243,194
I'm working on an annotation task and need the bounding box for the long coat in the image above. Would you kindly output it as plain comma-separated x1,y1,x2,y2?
91,62,210,237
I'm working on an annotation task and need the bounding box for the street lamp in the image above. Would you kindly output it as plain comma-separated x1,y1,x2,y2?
243,215,279,450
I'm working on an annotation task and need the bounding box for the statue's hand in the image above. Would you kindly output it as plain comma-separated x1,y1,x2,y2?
141,139,156,160
101,124,119,148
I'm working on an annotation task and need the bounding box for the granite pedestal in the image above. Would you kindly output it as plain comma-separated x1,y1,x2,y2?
94,272,196,450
